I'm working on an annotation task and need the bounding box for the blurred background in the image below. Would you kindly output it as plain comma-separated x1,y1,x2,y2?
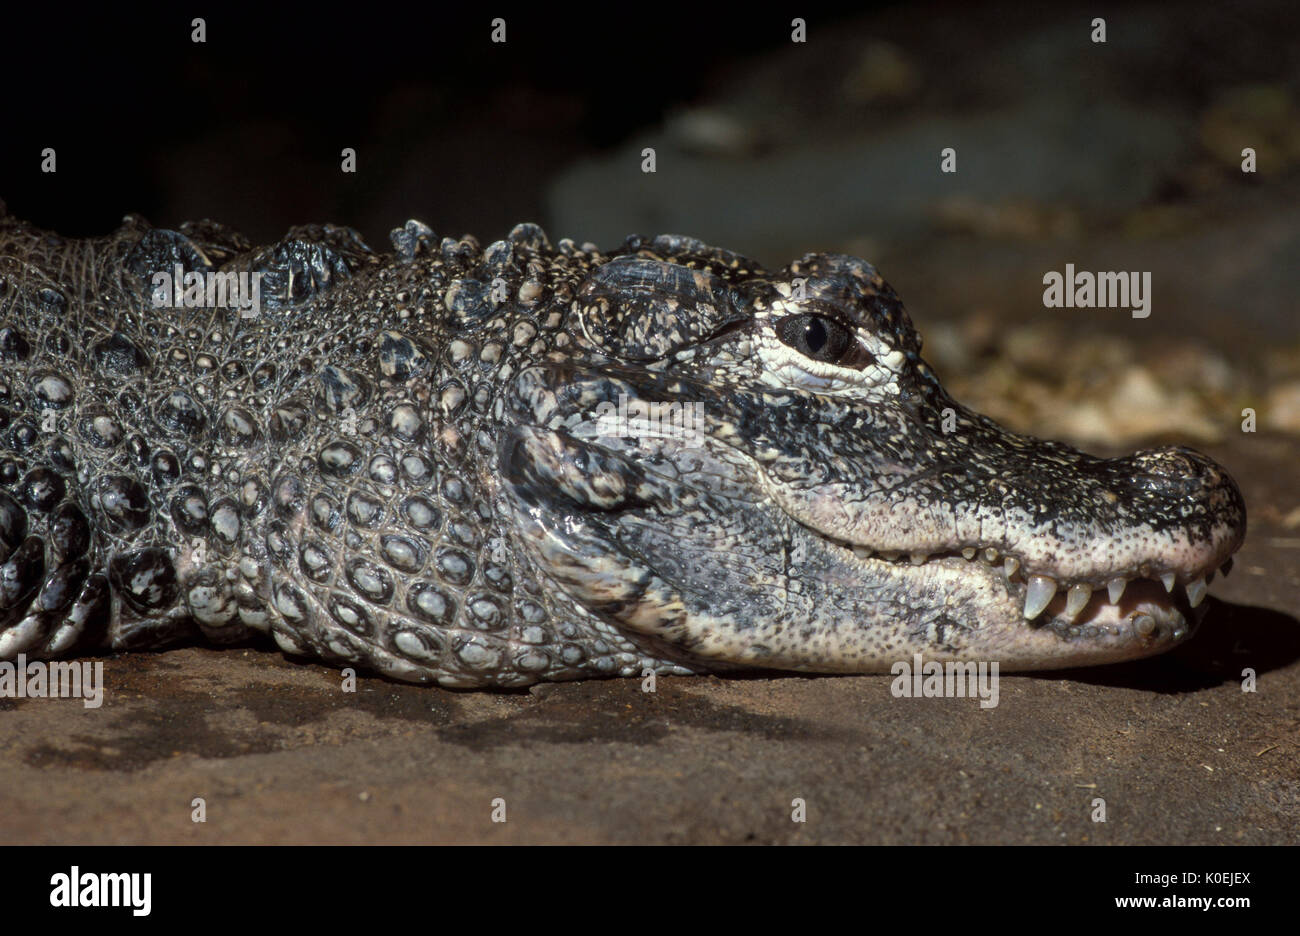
4,1,1299,459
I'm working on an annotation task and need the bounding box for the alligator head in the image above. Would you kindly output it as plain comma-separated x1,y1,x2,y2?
502,236,1246,672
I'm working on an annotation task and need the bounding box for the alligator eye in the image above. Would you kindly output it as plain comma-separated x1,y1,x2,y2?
775,314,874,368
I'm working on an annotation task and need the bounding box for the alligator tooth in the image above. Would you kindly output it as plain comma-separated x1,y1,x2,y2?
879,550,901,561
1107,577,1127,604
1160,572,1176,593
1004,556,1020,579
1064,584,1092,621
962,547,976,560
1133,614,1156,637
983,548,998,563
851,545,872,560
1185,577,1208,608
910,552,928,565
1023,575,1058,620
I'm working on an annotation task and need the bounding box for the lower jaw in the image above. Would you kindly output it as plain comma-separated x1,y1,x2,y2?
811,548,1205,670
923,557,1201,668
1026,576,1194,642
1023,593,1203,668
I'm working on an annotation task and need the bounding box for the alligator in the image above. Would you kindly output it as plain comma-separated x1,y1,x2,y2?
0,203,1246,688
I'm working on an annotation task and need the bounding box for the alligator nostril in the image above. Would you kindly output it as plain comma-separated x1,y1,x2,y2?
1129,446,1227,489
1133,447,1199,479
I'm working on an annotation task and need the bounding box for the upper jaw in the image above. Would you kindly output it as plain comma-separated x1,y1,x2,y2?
765,420,1246,624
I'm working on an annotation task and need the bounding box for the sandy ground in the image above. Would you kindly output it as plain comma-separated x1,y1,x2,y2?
1,431,1295,845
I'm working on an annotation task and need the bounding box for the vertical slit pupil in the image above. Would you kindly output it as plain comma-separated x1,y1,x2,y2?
804,318,827,353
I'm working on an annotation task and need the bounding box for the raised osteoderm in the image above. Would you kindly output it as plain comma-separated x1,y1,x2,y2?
0,207,1246,687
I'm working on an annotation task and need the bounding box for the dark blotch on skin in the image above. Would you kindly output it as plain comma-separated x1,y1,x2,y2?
98,475,152,530
110,548,178,612
49,502,90,561
90,332,150,376
20,467,65,513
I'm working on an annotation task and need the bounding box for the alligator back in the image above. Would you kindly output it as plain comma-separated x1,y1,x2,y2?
0,210,699,687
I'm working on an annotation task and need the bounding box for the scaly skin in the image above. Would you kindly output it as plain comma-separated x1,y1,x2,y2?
0,205,1246,687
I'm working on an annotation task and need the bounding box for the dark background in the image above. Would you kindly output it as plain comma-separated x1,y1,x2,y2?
4,1,1296,345
4,4,868,242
